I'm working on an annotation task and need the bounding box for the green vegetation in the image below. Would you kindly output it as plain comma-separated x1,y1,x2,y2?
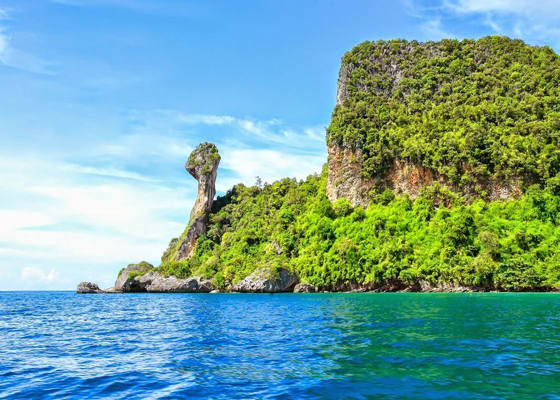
328,36,560,188
161,238,179,265
155,259,191,278
128,271,144,280
187,142,220,175
158,37,560,291
160,169,559,290
122,261,153,279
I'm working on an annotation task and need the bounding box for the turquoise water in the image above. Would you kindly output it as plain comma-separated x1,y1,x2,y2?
0,292,559,399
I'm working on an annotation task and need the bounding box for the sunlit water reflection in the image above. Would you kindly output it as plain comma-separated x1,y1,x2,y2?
1,292,558,398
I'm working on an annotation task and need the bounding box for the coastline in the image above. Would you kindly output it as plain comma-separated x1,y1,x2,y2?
78,273,560,294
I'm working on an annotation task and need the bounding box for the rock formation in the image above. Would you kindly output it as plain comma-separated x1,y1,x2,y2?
176,143,220,259
113,262,154,292
125,272,213,293
293,283,317,293
105,261,214,293
326,144,373,208
326,48,529,208
233,268,298,293
326,145,527,208
76,282,103,293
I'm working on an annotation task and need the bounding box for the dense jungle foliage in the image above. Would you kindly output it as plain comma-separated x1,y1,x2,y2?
327,36,560,188
156,36,560,290
158,168,559,290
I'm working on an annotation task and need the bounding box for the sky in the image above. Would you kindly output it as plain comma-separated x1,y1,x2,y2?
1,0,560,290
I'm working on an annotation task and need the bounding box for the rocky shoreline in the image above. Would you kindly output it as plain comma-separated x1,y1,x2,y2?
78,263,558,294
77,143,559,295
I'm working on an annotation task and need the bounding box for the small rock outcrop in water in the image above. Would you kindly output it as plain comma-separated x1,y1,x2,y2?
233,268,298,293
109,261,214,293
327,41,532,208
113,262,154,292
77,282,103,293
176,143,221,260
128,273,213,293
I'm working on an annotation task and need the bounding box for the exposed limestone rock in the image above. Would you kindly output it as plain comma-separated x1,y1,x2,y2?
328,53,532,207
326,144,373,208
336,42,439,106
124,273,214,293
134,273,195,292
112,260,214,293
326,143,529,208
176,143,221,260
385,160,527,202
326,280,376,292
114,262,154,292
384,159,447,200
233,268,298,293
403,280,472,293
197,277,215,292
272,240,283,255
293,283,317,293
320,279,472,293
77,282,103,294
336,62,354,106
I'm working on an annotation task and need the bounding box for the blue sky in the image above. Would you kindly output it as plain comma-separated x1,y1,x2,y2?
1,0,559,290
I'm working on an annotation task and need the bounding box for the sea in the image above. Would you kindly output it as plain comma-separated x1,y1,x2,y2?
0,292,559,399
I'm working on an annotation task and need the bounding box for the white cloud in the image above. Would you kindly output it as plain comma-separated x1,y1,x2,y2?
0,28,8,54
61,164,160,183
420,18,455,39
0,210,56,231
445,0,560,19
93,131,193,160
21,267,58,283
176,114,236,126
167,111,327,187
0,111,327,290
408,0,560,48
304,128,325,142
173,112,325,149
446,0,560,41
122,109,327,186
0,10,53,74
0,152,192,290
218,148,324,192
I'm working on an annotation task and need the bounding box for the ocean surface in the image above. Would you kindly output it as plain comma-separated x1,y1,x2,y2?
0,292,559,399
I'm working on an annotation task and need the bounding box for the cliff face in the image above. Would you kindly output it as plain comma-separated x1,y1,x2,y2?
80,37,560,294
326,143,527,207
325,37,551,207
175,143,221,260
326,144,373,208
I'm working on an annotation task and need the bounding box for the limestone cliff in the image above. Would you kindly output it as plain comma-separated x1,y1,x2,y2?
78,37,559,294
326,38,540,207
175,142,220,260
326,143,527,207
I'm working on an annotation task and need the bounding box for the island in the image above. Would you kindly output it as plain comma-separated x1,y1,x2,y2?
79,36,560,293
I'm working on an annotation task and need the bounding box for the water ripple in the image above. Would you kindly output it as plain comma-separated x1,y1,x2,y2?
1,292,559,398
